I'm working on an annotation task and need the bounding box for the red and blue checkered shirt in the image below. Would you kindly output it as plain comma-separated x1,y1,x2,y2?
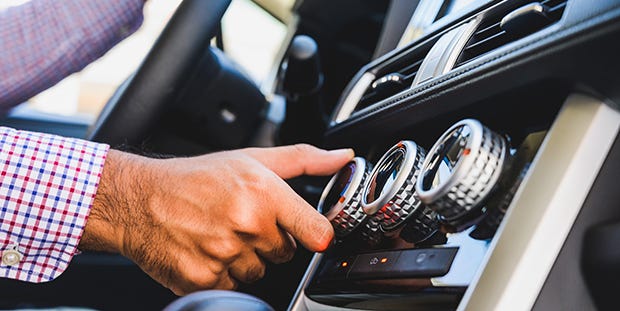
0,0,145,282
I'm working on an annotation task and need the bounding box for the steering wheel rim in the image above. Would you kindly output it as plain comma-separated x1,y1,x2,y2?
87,0,232,147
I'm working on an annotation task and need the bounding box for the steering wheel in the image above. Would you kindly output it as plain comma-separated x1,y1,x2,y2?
87,0,232,147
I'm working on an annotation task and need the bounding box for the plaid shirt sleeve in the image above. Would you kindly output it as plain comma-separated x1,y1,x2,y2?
0,127,109,283
0,0,144,283
0,0,146,110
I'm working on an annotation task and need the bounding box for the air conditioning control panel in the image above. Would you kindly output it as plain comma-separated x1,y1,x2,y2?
305,118,546,307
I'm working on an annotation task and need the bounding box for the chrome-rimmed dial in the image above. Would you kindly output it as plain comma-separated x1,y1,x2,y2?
318,157,371,238
361,140,438,243
416,119,508,227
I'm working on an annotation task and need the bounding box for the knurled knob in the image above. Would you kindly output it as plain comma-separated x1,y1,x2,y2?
361,140,438,243
317,157,371,238
416,119,508,228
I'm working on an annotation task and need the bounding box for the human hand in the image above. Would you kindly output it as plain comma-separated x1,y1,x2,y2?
79,144,353,295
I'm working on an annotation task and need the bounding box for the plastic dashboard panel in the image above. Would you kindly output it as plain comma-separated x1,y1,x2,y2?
324,0,620,147
288,0,620,310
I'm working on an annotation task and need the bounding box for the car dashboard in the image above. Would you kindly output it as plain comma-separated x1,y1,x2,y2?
286,0,620,310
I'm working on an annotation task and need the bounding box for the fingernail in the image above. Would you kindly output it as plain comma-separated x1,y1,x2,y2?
316,221,335,252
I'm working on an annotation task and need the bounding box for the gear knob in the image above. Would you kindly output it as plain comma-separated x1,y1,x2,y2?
282,35,323,95
163,290,275,311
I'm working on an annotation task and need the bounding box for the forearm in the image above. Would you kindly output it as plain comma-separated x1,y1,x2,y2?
0,0,146,109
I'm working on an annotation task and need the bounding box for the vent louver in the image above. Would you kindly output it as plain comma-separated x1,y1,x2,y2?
455,0,567,67
355,45,432,112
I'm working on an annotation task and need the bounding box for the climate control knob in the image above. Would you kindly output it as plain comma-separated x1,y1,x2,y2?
317,157,371,238
361,140,438,244
416,119,509,229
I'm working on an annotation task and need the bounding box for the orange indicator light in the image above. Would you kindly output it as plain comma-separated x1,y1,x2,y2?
380,258,388,263
463,148,471,156
341,261,348,267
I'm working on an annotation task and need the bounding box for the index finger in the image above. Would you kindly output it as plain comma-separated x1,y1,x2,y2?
268,176,335,252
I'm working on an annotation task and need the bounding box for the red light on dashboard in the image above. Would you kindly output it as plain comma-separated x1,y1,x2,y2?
341,261,348,267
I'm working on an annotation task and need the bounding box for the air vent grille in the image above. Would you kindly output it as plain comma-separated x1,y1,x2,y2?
455,0,567,67
354,44,432,112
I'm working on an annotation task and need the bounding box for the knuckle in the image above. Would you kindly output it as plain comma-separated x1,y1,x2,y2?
244,263,266,283
232,210,262,234
180,267,216,289
214,277,238,290
292,143,315,155
191,274,218,290
211,240,242,263
270,243,296,263
228,279,239,290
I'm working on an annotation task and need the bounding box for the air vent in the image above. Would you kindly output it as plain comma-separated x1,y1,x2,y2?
455,0,567,67
354,45,432,112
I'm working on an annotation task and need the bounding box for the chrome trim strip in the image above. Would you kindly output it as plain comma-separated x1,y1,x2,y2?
459,94,620,310
287,253,323,311
412,19,479,86
331,72,375,124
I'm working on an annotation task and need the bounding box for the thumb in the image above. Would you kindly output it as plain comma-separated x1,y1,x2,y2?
242,144,354,179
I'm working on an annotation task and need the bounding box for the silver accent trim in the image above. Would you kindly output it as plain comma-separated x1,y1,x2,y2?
301,296,352,311
371,73,405,90
500,2,548,30
459,94,620,310
412,19,479,86
287,253,324,311
331,72,375,124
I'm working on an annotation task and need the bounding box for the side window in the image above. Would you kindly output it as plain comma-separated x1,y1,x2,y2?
2,0,293,123
220,0,292,88
1,0,183,122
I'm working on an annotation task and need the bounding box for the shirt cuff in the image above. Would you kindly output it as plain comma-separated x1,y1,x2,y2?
0,127,109,283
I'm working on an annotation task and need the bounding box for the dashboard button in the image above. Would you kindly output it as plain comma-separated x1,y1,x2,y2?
348,250,402,280
346,248,458,280
392,247,458,278
317,255,356,282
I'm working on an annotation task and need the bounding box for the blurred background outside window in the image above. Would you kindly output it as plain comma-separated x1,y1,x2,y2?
0,0,292,124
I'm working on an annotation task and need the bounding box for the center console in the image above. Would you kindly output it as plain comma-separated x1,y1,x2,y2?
287,0,620,310
297,116,545,310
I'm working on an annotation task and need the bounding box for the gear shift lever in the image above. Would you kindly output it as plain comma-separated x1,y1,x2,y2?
278,35,326,146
